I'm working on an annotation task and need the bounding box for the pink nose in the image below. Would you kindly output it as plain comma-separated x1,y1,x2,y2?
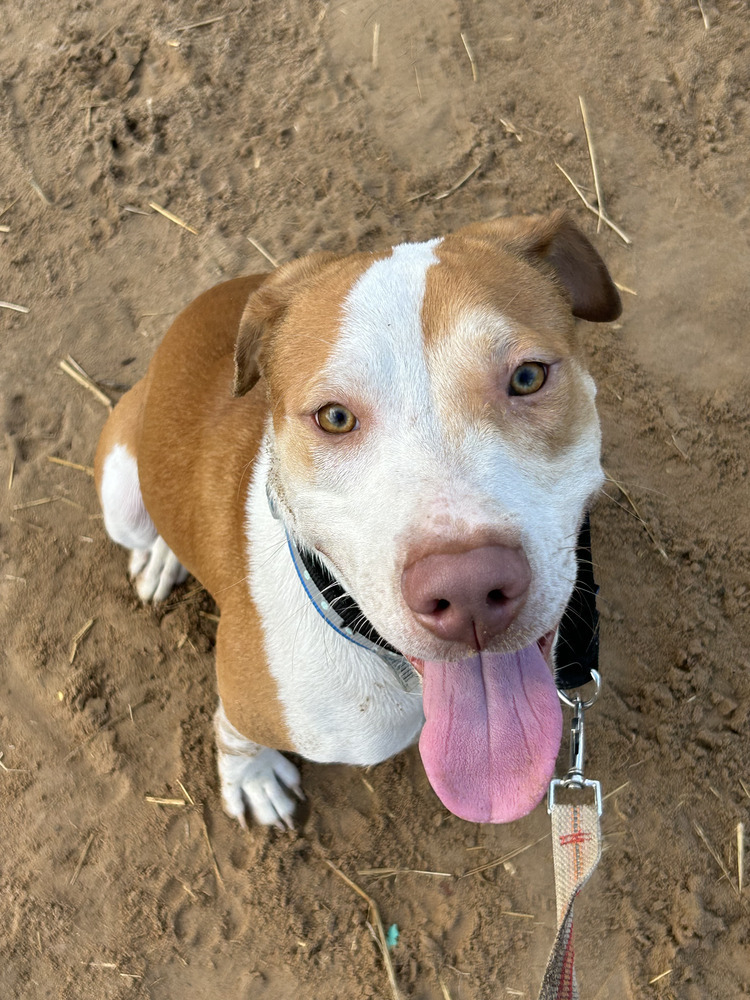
401,544,531,647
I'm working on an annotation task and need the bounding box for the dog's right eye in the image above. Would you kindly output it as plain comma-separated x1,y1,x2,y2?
509,362,547,396
316,403,358,434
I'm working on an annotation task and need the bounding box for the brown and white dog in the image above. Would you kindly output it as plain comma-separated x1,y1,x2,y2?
94,211,621,830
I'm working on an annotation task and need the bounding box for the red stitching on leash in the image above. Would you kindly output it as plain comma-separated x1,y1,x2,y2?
560,926,576,998
559,830,592,847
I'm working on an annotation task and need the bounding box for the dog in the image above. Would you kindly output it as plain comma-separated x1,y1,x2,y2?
94,211,621,830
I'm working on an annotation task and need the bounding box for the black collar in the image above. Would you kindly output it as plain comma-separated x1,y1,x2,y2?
288,513,599,692
554,513,600,690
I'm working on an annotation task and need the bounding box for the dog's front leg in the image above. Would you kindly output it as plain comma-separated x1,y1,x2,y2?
214,701,304,830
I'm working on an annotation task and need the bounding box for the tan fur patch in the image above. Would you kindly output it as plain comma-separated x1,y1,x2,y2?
421,233,594,457
266,250,392,480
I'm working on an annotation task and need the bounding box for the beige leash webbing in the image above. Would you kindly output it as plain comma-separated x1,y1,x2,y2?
538,673,603,1000
538,802,602,999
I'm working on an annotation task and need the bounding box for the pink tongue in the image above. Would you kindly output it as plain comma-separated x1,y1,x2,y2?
419,646,562,823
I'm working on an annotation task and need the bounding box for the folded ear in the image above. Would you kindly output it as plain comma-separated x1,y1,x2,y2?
233,252,339,397
460,210,622,322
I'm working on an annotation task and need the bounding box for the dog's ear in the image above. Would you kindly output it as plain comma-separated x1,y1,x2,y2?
462,210,622,323
233,252,339,397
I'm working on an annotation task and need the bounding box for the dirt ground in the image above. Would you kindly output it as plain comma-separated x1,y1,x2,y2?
2,1,749,998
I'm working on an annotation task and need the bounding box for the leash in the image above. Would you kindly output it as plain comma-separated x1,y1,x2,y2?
539,513,602,999
539,672,602,1000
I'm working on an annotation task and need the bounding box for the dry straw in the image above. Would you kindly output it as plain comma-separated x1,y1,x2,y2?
246,235,279,268
460,33,478,83
738,822,745,895
648,969,673,985
578,96,605,233
202,813,225,888
693,821,740,897
69,618,95,664
555,163,631,245
148,201,198,235
59,356,113,410
603,470,668,561
434,161,482,202
48,456,95,476
70,832,95,885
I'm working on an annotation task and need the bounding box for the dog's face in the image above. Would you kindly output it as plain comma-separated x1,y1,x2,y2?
235,212,619,663
235,212,621,823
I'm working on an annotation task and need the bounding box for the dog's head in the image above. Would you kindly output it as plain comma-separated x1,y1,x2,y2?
234,211,621,822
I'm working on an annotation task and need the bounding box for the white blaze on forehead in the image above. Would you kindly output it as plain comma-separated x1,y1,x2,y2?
330,239,443,412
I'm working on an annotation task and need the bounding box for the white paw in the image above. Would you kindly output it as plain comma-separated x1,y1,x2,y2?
129,536,188,602
217,745,304,831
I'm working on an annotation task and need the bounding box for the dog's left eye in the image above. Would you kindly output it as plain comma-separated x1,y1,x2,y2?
509,362,547,396
316,403,358,434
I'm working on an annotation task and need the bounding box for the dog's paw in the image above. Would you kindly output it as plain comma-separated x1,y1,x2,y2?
217,745,304,831
129,536,188,602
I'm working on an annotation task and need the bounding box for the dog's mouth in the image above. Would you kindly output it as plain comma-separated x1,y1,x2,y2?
405,629,562,824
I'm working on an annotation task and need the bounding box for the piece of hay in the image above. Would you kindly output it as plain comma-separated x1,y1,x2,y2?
148,201,198,235
69,618,96,664
201,812,225,888
460,32,478,83
59,356,114,410
48,456,95,476
434,161,482,201
70,832,95,885
555,162,632,245
246,235,279,268
738,822,745,895
578,96,606,233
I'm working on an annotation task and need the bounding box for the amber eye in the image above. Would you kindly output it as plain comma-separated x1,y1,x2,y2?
316,403,358,434
509,362,547,396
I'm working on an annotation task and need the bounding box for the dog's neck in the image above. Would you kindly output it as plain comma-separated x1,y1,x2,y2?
286,533,420,692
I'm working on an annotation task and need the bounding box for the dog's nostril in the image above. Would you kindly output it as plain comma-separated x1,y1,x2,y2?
487,589,505,606
433,598,450,614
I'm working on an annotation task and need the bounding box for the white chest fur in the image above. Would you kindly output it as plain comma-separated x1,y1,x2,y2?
246,442,425,765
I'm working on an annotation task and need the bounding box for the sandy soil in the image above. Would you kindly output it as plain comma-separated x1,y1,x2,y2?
2,1,749,998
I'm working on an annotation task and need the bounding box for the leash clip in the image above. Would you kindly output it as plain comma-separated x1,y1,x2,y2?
548,669,602,817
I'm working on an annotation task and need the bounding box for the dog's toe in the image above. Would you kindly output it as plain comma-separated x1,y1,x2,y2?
250,779,297,829
131,537,188,602
218,746,302,830
128,548,150,578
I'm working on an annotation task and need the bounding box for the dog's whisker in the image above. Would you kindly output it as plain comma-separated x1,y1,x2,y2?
255,538,290,569
603,471,669,498
559,603,601,636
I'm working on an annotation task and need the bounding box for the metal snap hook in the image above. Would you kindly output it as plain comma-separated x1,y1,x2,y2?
557,667,601,710
548,668,603,816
